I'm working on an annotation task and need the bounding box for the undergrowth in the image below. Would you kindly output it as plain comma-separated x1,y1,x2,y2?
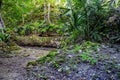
36,41,100,69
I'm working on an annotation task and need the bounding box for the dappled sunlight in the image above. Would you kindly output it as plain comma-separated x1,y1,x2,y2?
0,0,120,80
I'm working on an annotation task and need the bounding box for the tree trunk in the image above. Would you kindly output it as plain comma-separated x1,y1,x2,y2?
48,3,51,24
44,3,47,23
0,13,5,29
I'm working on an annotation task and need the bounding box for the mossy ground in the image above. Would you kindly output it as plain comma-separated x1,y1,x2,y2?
27,41,120,80
0,41,21,57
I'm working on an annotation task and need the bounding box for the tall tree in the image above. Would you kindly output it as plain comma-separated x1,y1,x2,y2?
44,0,51,24
0,0,5,29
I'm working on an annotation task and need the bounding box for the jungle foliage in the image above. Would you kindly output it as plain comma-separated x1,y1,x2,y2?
61,0,120,43
0,0,120,43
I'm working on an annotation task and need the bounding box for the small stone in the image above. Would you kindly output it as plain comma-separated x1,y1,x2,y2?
0,61,2,64
78,50,82,53
68,55,73,58
50,76,55,79
65,66,70,71
118,64,120,66
58,68,62,72
57,49,62,54
68,45,74,50
113,56,116,59
97,48,100,52
101,45,107,49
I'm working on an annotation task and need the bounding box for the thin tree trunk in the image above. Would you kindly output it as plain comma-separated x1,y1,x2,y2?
44,3,47,23
48,3,51,24
0,13,5,29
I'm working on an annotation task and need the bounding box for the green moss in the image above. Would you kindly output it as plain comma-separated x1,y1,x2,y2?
81,41,99,50
15,35,60,47
32,41,100,70
78,41,100,65
27,61,37,67
73,44,81,52
51,61,60,68
37,51,57,64
23,53,30,57
50,58,65,68
117,72,120,78
0,41,21,54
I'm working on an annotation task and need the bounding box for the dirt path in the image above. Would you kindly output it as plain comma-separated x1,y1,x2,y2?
0,46,55,80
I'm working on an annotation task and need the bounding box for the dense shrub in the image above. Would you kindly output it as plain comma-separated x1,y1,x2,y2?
61,0,120,43
0,31,10,42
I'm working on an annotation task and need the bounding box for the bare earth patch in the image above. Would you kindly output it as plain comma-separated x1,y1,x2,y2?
0,46,55,80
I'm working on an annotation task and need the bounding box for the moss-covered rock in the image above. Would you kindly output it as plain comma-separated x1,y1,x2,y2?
0,41,21,57
15,35,61,47
27,61,37,68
